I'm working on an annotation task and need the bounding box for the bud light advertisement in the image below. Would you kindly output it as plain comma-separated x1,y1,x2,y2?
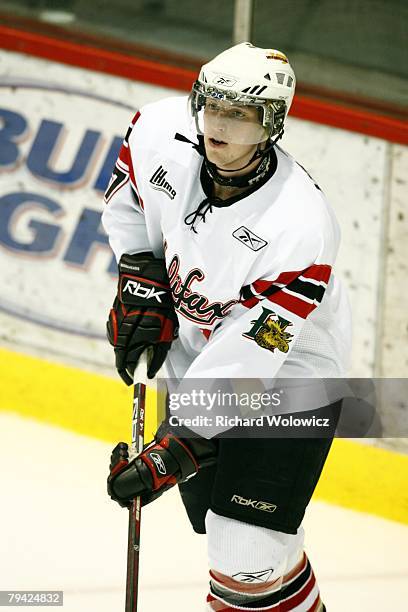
0,75,137,363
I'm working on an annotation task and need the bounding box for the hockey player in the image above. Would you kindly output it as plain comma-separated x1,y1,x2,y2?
104,43,351,611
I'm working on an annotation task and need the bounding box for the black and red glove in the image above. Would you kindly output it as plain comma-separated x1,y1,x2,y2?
107,422,217,508
107,252,178,384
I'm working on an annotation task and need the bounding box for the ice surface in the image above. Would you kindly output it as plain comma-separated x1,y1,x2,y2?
1,413,407,611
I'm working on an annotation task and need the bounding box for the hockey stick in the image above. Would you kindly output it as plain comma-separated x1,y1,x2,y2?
125,376,146,611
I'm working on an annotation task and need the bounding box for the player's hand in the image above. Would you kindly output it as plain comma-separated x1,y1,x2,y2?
107,442,131,508
107,422,217,508
107,252,178,384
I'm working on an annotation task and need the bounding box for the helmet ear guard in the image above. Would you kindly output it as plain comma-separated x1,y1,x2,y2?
262,99,286,138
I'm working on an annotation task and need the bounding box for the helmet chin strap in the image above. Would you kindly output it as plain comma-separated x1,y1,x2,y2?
173,129,283,189
205,130,284,188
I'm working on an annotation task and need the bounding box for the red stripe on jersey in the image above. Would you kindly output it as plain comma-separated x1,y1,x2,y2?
210,570,282,596
200,328,212,340
240,296,260,309
282,553,308,586
127,144,144,210
207,593,283,611
207,555,317,611
280,572,316,610
122,111,144,210
309,594,323,612
117,145,127,166
252,279,276,294
131,111,141,126
119,111,141,165
209,554,307,599
302,264,332,284
267,290,316,319
253,271,300,294
206,595,222,610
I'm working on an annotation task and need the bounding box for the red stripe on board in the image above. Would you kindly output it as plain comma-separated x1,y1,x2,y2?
268,290,316,319
0,25,195,91
291,95,408,145
1,24,407,145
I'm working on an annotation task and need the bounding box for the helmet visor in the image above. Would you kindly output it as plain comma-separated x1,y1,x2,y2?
193,94,269,145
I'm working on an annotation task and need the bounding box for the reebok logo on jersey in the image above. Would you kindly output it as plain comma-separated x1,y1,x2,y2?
122,280,165,303
231,494,277,513
233,569,274,583
150,452,167,475
232,226,268,251
149,166,177,200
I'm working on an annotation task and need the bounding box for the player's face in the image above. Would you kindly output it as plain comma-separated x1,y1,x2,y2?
203,101,267,174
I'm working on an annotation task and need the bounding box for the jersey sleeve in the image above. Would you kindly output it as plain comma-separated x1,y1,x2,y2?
182,218,337,379
101,111,151,262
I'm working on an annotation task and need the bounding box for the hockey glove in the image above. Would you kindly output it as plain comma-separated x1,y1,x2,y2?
108,421,217,508
107,252,178,384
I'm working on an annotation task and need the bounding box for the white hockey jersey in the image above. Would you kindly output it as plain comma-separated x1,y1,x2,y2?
102,96,352,382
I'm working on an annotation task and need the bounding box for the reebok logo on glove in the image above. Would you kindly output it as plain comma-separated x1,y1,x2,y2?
123,279,166,303
150,452,167,475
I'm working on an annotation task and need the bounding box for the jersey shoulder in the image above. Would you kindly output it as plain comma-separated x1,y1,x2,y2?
248,146,340,261
275,146,325,201
130,95,192,154
272,146,339,233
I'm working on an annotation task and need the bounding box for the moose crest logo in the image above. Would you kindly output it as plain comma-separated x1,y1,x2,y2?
243,307,294,354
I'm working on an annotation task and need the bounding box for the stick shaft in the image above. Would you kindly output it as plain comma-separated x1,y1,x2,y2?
125,382,146,612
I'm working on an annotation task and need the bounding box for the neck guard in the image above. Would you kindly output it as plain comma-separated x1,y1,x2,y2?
175,131,283,188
